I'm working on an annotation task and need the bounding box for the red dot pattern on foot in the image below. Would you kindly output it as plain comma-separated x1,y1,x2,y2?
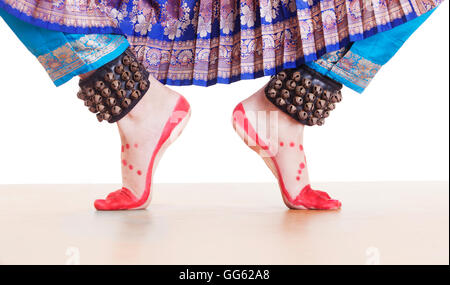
280,142,284,147
300,144,304,151
290,142,295,147
300,162,305,169
122,143,144,176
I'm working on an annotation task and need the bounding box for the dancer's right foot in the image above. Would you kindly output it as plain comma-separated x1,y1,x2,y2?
232,86,341,210
94,76,191,210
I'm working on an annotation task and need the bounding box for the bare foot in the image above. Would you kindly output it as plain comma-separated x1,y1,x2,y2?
94,76,191,210
232,85,341,210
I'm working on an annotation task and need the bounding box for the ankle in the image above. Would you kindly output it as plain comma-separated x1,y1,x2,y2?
241,91,306,139
122,76,180,124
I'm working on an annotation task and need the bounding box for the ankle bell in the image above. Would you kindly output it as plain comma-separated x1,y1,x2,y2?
265,65,343,126
77,48,151,123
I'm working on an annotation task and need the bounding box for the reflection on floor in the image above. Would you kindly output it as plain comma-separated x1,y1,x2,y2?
0,182,448,265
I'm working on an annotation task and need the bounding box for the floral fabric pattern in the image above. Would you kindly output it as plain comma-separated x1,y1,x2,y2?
0,0,443,86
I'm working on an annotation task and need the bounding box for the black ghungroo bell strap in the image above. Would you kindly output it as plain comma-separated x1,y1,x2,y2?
265,65,343,126
77,48,150,123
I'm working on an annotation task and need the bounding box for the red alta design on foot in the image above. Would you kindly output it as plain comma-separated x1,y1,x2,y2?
232,103,341,210
94,96,191,210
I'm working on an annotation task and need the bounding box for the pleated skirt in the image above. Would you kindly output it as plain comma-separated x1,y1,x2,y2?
0,0,442,86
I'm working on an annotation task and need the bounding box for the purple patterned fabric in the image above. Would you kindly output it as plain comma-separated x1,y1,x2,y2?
0,0,442,86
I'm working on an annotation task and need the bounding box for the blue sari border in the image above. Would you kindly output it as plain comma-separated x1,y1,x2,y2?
38,35,129,87
53,39,129,87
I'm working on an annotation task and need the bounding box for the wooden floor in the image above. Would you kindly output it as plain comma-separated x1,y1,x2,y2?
0,182,448,265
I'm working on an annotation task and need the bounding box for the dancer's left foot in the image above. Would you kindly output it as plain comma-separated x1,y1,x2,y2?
232,86,341,210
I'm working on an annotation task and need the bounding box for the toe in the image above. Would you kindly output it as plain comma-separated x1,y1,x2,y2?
94,188,139,210
293,186,342,210
94,199,108,210
315,190,331,200
320,199,342,210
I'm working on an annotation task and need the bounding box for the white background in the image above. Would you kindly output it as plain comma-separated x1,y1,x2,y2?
0,3,448,184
